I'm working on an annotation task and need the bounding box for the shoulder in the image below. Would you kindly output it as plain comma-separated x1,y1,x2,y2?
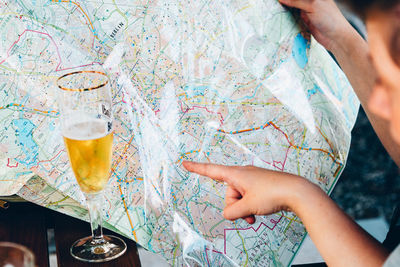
383,245,400,267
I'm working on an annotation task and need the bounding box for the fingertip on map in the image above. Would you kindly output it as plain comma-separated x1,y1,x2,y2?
182,160,192,170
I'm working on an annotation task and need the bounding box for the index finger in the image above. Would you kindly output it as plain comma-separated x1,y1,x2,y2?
182,161,235,184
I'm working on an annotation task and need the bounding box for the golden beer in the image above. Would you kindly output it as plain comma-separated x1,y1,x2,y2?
63,119,113,193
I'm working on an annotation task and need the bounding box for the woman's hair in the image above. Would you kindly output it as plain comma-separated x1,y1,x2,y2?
344,0,399,17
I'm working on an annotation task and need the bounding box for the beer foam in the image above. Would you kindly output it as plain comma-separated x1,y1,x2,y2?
63,118,111,140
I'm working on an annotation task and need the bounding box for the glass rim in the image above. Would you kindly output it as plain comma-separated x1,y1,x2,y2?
0,241,35,260
57,70,109,92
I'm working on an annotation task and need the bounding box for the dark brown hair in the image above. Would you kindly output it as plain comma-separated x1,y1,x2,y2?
344,0,399,17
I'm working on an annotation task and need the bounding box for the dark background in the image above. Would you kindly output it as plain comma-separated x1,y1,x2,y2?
331,107,400,222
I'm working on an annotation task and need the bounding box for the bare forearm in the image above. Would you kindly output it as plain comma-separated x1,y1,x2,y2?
330,27,400,166
290,179,388,267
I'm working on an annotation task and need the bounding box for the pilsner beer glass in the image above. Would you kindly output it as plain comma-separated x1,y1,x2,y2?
57,66,127,262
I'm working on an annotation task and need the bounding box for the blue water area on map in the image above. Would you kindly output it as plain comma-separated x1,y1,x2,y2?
292,33,310,68
13,119,39,167
48,121,55,131
183,85,208,98
307,84,322,98
332,62,344,100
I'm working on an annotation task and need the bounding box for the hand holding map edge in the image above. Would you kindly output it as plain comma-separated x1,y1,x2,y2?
279,0,355,53
280,0,400,167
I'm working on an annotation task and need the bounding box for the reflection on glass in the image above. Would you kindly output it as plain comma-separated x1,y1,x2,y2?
0,242,35,267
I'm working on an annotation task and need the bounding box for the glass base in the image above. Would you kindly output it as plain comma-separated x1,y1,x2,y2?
70,235,127,263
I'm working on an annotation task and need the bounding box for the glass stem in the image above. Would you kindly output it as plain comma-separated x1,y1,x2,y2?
85,192,105,244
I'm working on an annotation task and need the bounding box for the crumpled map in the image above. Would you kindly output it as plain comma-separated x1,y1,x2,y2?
0,0,359,266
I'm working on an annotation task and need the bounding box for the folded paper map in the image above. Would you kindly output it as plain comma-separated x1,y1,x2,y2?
0,0,359,266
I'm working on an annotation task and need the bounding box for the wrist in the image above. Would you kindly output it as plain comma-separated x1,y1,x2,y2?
286,177,325,216
329,25,367,60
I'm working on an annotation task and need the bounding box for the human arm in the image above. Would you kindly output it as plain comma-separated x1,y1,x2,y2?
279,0,400,166
183,161,389,267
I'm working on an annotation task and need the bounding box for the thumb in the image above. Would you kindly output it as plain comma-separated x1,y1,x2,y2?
223,198,253,221
278,0,313,11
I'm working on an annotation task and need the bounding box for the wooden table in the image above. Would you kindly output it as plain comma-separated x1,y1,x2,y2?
0,200,327,267
0,201,141,267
